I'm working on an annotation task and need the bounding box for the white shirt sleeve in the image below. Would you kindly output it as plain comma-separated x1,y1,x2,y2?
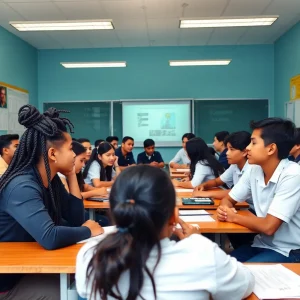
191,162,213,188
229,167,252,202
88,161,101,180
268,173,300,223
170,149,183,164
219,165,234,188
211,242,255,299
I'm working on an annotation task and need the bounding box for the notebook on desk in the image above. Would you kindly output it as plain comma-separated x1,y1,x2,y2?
182,197,214,205
86,197,109,202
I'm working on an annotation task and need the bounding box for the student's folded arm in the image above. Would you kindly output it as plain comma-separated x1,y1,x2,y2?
177,180,193,189
234,173,300,236
5,181,91,250
232,212,283,236
194,189,229,199
212,242,255,300
92,178,113,188
158,162,165,168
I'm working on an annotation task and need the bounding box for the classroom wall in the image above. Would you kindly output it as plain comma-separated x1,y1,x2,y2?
38,45,274,161
274,21,300,117
0,26,38,108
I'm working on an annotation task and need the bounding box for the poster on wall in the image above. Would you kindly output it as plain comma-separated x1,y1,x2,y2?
0,82,29,136
290,75,300,101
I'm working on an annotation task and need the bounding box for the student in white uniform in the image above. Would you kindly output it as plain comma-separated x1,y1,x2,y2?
169,133,195,168
217,118,300,262
289,127,300,164
194,131,256,249
76,165,254,300
83,142,120,188
173,137,224,189
193,131,252,203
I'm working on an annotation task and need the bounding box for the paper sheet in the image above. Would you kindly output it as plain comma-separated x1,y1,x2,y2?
176,169,190,172
180,215,215,222
179,209,210,216
175,188,194,193
246,264,300,299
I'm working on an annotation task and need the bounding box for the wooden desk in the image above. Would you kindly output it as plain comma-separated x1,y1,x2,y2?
169,167,189,179
0,242,83,300
2,243,298,300
84,193,249,219
246,263,300,300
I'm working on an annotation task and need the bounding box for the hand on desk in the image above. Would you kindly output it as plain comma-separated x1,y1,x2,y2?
192,190,210,197
172,218,200,240
82,220,104,237
195,183,207,191
217,206,237,222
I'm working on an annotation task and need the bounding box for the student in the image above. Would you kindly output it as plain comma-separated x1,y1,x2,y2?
0,105,103,298
213,131,229,169
289,128,300,164
77,138,92,161
169,133,195,169
76,165,254,300
106,135,119,150
0,134,19,177
193,131,252,201
59,141,107,198
83,142,120,188
217,118,300,262
173,137,224,189
94,139,104,148
115,136,136,170
137,138,164,168
194,131,255,249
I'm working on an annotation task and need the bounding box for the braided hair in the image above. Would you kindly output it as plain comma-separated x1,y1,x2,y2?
0,105,74,224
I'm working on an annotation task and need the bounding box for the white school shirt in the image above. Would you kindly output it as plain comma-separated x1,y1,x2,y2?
190,161,216,188
84,161,116,186
229,159,300,257
76,234,254,300
220,161,254,210
170,148,190,165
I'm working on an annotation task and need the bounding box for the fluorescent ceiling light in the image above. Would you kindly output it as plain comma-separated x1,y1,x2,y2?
180,16,278,28
10,20,114,31
169,60,231,66
61,62,126,68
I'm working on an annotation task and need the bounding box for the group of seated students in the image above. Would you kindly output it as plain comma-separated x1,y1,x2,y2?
1,105,300,299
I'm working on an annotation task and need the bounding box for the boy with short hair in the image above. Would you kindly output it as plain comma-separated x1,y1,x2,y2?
106,136,119,150
137,139,164,168
0,134,19,177
217,118,300,262
289,128,300,164
169,133,195,169
115,136,136,170
213,131,230,169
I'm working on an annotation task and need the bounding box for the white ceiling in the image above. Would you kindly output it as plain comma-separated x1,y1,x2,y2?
0,0,300,49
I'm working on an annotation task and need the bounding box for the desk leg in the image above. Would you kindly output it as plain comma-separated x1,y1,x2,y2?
60,273,69,300
89,209,95,220
214,233,221,247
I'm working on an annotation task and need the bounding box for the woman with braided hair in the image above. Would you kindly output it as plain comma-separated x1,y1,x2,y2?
0,105,103,299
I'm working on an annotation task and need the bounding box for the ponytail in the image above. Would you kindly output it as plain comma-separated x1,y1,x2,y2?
87,165,176,299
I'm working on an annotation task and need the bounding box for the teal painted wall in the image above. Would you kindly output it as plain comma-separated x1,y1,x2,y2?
38,45,274,161
274,22,300,117
0,27,38,106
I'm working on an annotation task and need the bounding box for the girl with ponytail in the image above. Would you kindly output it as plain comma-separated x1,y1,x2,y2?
76,165,254,300
0,105,103,298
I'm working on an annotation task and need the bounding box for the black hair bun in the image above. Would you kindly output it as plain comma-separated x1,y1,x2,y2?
18,105,43,129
